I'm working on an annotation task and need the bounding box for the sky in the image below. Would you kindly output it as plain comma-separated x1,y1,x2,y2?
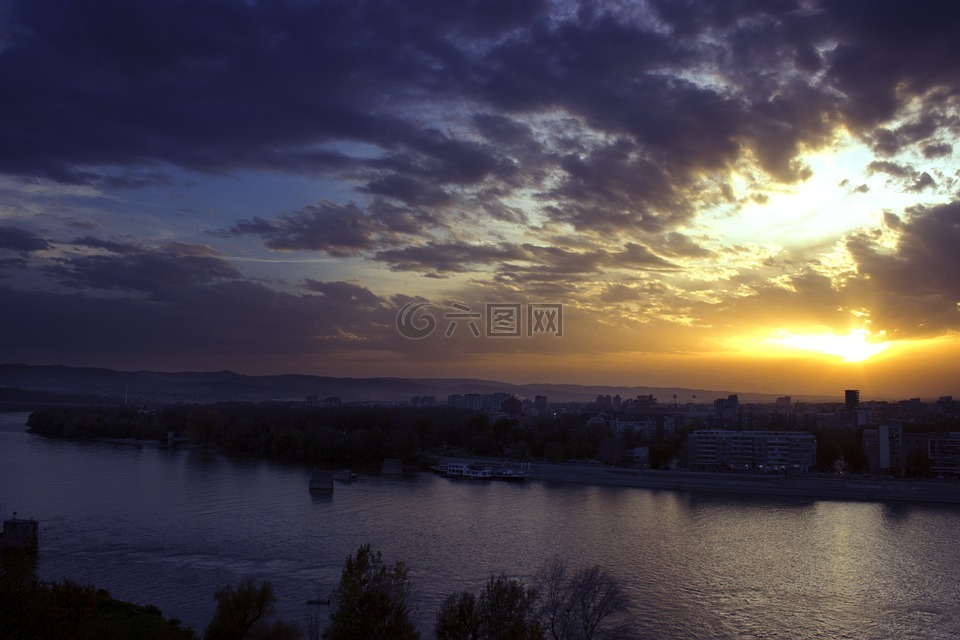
0,0,958,400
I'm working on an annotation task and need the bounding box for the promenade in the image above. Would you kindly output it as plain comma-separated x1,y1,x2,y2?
434,456,960,504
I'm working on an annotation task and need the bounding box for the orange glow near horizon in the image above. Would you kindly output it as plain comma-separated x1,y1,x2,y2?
766,328,891,363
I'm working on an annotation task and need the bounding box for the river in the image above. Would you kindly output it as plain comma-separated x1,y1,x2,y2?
2,412,959,639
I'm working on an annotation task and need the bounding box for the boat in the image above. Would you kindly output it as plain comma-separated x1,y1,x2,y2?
309,471,334,491
433,462,493,479
332,470,357,482
492,466,527,482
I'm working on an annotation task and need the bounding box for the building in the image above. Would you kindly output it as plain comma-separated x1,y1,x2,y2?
845,389,860,412
410,395,436,407
928,433,960,475
1,514,39,553
464,394,482,412
534,395,548,416
596,395,613,412
611,417,675,440
713,395,739,422
482,392,512,414
862,423,903,473
688,430,816,471
448,391,516,414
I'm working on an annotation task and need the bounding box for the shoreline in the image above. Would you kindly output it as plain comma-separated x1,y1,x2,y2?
435,456,960,505
21,426,960,505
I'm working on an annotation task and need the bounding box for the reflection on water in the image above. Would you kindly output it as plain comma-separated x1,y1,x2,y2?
2,412,960,639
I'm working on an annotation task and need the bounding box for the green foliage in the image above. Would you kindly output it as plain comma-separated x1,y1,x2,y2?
810,426,868,472
595,437,622,465
0,560,195,640
477,574,543,640
27,404,469,466
204,576,299,640
435,592,480,640
436,574,543,640
543,441,565,463
905,447,932,477
324,544,419,640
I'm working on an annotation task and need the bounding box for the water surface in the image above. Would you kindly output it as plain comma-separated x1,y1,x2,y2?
2,412,958,638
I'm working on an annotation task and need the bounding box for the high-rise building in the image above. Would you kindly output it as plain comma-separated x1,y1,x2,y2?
534,395,548,415
714,394,739,422
845,389,860,412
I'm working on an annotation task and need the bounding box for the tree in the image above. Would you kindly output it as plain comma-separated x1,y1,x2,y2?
596,437,622,465
324,544,419,640
536,557,629,640
905,448,932,477
436,575,542,640
544,441,565,463
204,577,299,640
477,574,543,640
435,592,480,640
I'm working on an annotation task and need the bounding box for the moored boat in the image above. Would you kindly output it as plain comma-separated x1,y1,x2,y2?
492,467,527,481
433,462,493,479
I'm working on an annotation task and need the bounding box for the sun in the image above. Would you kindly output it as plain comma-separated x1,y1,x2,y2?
767,328,891,362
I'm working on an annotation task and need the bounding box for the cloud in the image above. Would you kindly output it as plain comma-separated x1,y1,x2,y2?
867,160,910,177
908,172,936,192
2,0,956,241
923,143,953,159
844,201,960,337
44,246,241,295
301,279,385,308
824,0,960,132
1,0,959,378
376,241,529,275
226,200,386,256
682,201,960,341
0,225,49,253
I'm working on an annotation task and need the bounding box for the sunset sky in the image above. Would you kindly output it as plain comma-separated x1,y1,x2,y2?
1,0,958,399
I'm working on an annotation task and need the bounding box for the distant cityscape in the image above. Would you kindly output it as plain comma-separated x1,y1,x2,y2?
306,388,960,476
4,363,959,478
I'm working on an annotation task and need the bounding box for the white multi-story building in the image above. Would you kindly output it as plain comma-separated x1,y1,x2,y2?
688,430,816,471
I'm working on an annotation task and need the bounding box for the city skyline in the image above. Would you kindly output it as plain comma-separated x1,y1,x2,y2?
1,0,958,399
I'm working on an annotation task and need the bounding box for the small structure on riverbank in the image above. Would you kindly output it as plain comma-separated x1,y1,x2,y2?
1,513,39,553
309,471,334,491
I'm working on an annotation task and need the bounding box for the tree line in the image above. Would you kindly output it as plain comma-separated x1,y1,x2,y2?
24,403,681,468
26,402,955,473
2,545,630,640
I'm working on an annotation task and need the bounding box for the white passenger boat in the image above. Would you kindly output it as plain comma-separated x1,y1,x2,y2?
432,462,493,479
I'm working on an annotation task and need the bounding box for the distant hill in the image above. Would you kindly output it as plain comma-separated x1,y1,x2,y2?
0,363,837,407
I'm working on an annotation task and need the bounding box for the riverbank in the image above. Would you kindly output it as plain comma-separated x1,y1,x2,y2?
21,423,960,505
434,456,960,504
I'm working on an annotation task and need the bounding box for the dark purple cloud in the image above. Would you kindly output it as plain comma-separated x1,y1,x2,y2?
44,247,241,295
844,201,960,336
1,0,956,231
1,0,959,371
0,225,49,253
226,201,384,256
